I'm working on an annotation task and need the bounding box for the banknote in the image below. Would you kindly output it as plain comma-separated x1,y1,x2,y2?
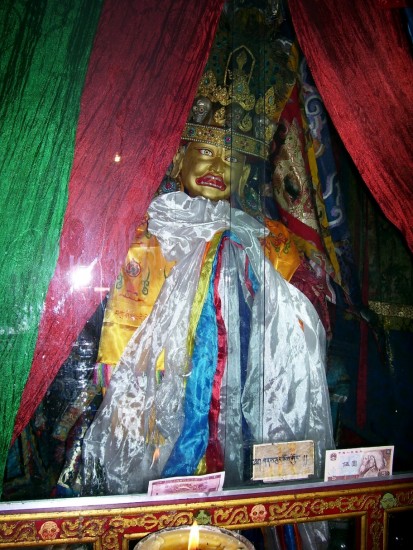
324,446,394,481
252,440,315,482
148,471,225,496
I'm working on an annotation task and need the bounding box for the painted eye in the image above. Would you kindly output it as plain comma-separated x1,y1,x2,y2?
198,148,213,156
225,155,239,163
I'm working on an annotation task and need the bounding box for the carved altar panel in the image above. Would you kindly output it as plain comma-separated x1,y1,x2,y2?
1,474,412,549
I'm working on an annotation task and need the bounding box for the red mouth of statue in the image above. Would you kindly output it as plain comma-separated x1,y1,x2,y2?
195,174,226,191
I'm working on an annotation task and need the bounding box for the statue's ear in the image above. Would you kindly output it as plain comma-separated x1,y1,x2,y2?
170,145,186,179
236,162,251,198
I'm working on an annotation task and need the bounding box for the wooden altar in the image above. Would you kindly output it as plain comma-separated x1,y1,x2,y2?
1,473,412,549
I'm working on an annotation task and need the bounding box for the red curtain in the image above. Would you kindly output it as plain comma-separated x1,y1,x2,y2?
13,0,224,440
289,0,413,253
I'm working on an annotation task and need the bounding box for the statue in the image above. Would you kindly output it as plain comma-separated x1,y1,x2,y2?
81,47,334,498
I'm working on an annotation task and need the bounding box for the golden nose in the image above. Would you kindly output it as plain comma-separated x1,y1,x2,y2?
210,155,226,173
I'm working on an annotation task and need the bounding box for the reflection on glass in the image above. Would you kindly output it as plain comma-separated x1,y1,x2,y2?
328,519,357,550
2,0,413,518
387,510,413,550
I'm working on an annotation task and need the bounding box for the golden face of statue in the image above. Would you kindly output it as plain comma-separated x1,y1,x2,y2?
178,142,251,201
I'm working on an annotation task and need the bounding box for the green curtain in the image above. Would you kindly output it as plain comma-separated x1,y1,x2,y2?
0,0,103,494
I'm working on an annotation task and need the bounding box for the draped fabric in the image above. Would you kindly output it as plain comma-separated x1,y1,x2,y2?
298,58,361,307
82,192,334,496
4,0,224,485
0,0,103,494
288,0,413,253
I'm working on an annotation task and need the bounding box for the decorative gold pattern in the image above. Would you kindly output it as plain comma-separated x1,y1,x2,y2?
272,119,319,230
102,529,120,550
395,489,413,507
370,520,384,550
213,506,250,526
196,47,256,113
369,301,413,319
186,43,280,158
60,517,106,539
182,123,267,159
60,518,82,538
111,511,193,531
0,521,36,543
1,479,412,549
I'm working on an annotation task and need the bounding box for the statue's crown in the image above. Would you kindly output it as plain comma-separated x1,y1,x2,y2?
182,45,280,160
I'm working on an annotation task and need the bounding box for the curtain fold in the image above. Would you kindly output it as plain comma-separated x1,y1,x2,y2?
288,0,413,253
0,0,103,495
9,0,224,463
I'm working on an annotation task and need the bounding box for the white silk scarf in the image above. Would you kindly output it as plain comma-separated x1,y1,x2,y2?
82,192,334,498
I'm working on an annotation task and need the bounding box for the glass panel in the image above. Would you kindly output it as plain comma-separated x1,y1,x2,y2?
2,0,412,505
328,518,357,550
387,510,413,550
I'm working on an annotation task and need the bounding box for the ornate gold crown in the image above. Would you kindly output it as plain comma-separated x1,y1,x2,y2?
182,43,297,160
182,122,267,160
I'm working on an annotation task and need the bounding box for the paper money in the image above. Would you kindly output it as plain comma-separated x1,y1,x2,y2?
252,441,315,482
324,446,394,481
148,471,225,496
